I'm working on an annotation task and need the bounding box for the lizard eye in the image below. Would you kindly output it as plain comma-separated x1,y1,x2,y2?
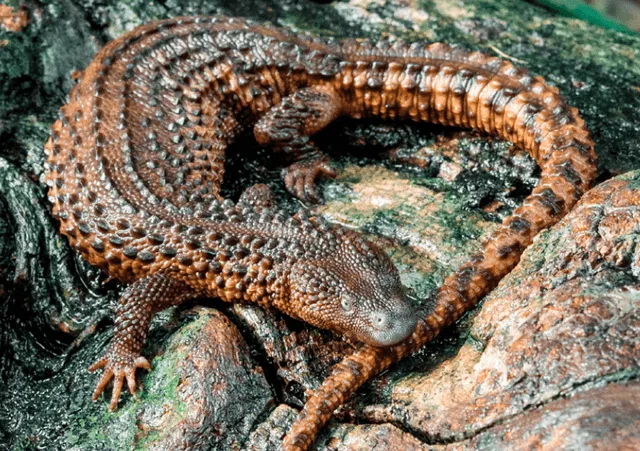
341,297,354,313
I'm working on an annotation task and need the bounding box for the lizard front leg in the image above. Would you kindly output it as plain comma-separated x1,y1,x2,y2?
89,273,192,411
254,86,343,203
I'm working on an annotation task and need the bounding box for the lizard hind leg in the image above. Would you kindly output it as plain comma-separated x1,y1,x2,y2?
89,273,192,411
254,86,344,203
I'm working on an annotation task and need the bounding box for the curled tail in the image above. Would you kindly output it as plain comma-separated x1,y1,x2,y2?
282,46,597,451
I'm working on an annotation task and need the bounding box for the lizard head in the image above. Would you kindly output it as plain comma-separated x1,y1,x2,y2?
287,228,417,347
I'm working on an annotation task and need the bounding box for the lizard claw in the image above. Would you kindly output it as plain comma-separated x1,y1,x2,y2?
282,157,336,204
89,351,151,411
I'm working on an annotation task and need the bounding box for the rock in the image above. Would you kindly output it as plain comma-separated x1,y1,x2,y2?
444,382,640,451
349,170,640,446
247,405,434,451
66,308,273,450
0,5,27,33
0,0,638,450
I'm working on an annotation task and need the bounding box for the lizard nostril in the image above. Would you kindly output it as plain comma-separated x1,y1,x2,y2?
372,312,390,329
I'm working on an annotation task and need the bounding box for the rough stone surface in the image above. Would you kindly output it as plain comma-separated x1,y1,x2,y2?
0,0,638,450
249,383,640,451
0,4,27,32
66,308,273,451
347,170,640,446
444,382,640,451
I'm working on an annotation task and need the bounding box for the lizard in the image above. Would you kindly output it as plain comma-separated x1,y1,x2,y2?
42,15,597,451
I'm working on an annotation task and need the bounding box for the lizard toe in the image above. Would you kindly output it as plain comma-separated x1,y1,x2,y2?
89,349,150,410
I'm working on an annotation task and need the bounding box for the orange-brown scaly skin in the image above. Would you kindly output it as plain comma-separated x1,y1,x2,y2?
43,15,596,450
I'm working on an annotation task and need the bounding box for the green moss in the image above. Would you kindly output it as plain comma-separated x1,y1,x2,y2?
63,313,208,450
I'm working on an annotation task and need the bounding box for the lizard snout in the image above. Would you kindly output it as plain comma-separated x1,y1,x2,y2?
368,305,417,347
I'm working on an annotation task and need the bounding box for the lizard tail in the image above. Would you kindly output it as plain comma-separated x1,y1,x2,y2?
282,50,598,451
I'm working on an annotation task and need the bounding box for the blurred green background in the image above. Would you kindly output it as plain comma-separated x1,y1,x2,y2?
534,0,640,33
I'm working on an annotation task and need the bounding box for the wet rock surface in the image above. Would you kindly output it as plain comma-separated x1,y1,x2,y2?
0,0,638,450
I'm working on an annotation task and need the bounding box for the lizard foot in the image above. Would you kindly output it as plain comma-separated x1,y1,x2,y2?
239,183,277,212
282,156,336,203
88,349,151,411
